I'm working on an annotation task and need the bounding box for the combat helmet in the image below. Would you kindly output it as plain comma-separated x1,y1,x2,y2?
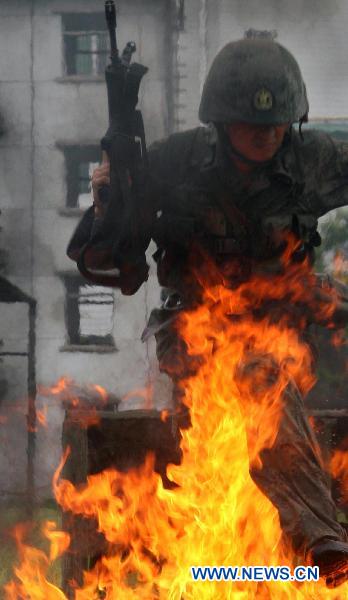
199,31,309,126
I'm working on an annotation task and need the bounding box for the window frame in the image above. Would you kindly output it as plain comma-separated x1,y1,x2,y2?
61,13,109,78
61,274,116,350
58,144,101,210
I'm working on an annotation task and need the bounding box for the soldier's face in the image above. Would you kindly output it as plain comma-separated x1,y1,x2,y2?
226,122,289,162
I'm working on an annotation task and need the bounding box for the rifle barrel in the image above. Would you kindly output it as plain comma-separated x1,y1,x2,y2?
105,0,118,59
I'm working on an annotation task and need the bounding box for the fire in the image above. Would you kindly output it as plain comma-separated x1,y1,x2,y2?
331,450,348,504
6,237,348,598
4,522,70,600
160,409,170,422
39,378,109,410
331,330,346,348
39,378,111,428
42,521,71,562
122,385,154,409
333,251,348,282
37,406,48,428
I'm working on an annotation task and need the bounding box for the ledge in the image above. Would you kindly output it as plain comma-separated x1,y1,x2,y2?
58,207,85,217
60,344,117,354
65,408,164,420
56,140,99,149
56,269,80,278
55,75,104,84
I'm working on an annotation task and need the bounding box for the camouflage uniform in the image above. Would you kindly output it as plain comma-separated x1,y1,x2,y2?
67,37,348,561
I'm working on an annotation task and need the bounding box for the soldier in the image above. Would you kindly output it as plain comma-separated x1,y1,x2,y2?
67,33,348,587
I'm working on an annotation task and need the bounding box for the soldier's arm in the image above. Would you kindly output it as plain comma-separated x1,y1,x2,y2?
66,205,98,263
302,130,348,325
307,130,348,216
66,142,165,272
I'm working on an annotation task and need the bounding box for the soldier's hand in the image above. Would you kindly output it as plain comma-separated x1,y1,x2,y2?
91,152,110,218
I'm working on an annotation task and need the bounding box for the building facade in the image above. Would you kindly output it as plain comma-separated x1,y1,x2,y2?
0,0,348,498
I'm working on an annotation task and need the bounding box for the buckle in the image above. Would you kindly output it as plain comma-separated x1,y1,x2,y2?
162,292,185,311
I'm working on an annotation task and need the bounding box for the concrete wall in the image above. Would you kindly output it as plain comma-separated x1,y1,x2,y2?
0,1,33,498
0,302,30,494
2,0,348,498
178,0,348,132
0,0,173,498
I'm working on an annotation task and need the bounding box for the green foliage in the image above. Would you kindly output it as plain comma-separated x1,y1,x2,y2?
315,208,348,274
310,208,348,410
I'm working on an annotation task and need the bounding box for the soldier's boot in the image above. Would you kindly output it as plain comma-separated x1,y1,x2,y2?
308,539,348,588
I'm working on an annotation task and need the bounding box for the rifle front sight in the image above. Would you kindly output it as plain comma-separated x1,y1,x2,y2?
105,0,118,59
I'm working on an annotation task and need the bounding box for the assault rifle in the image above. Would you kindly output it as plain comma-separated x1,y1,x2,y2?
77,0,150,295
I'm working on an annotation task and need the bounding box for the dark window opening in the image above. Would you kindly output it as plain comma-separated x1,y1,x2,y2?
62,145,100,209
63,276,115,347
62,13,108,77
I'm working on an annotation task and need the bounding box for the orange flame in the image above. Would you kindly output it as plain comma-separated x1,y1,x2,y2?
37,406,48,428
39,378,109,409
331,330,346,348
38,378,111,428
160,409,170,422
331,448,348,504
4,522,70,600
42,521,71,562
333,251,348,275
122,385,154,410
7,237,347,598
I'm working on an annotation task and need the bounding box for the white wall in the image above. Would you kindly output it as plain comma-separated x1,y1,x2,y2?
178,0,348,133
0,0,172,499
2,0,348,498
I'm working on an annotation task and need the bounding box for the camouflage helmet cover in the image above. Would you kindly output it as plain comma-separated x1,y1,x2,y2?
199,38,309,125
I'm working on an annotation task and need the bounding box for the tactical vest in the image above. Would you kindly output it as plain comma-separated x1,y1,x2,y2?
150,127,321,295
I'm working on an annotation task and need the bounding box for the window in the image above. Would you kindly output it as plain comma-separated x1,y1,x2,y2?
63,275,115,348
62,145,100,209
62,13,108,77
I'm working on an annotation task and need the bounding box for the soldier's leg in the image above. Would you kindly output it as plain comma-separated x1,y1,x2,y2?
238,353,347,558
155,317,347,558
154,314,201,429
